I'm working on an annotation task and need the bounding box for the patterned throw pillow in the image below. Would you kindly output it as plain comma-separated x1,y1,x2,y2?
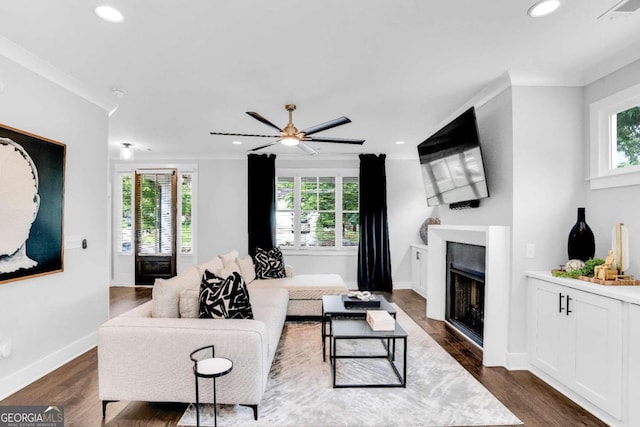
253,247,287,279
199,270,254,319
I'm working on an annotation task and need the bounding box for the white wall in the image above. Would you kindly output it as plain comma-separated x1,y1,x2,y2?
584,59,640,277
0,55,109,399
386,158,434,288
510,86,585,361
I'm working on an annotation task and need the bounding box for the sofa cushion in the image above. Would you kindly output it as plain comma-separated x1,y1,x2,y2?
219,249,239,265
199,270,254,319
152,265,201,318
249,273,348,300
179,288,199,318
198,256,223,275
253,247,287,279
236,255,256,284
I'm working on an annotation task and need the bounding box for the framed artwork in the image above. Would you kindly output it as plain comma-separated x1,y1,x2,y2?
0,124,66,284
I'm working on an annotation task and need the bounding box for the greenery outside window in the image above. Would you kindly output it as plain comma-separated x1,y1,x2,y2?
180,173,193,254
119,173,133,254
276,170,359,250
590,83,640,189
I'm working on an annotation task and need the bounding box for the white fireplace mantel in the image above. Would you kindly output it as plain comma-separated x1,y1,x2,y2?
426,225,511,367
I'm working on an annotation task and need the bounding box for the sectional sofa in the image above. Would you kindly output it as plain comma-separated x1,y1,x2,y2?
98,250,348,419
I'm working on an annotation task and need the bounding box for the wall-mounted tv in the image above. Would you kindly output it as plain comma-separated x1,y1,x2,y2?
417,107,489,207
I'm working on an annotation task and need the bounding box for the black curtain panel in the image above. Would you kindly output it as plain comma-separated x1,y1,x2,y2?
247,153,276,256
357,154,393,292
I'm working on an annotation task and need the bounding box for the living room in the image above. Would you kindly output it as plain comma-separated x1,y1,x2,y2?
2,1,640,426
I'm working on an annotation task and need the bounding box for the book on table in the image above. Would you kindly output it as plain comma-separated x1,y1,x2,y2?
366,310,395,331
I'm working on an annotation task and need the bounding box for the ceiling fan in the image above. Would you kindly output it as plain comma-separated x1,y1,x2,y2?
210,104,365,154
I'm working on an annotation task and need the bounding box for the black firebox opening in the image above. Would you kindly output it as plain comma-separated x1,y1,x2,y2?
445,242,486,347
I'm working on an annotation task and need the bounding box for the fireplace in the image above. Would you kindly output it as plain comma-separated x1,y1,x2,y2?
446,242,486,347
426,225,510,367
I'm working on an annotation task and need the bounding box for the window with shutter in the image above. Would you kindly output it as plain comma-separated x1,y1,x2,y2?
276,171,358,250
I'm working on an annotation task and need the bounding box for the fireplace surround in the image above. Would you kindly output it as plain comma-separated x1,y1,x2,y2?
426,225,510,367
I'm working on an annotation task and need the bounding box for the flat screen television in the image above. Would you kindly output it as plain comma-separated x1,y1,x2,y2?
417,107,489,207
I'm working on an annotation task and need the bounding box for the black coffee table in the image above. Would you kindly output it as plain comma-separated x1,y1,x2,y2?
321,294,397,361
330,319,407,388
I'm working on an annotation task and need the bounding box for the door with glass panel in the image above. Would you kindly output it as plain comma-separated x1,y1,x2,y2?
134,169,177,285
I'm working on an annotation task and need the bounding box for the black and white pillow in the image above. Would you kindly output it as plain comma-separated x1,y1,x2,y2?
199,270,254,319
253,247,287,279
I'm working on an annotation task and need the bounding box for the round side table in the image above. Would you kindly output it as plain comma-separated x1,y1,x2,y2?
190,345,233,427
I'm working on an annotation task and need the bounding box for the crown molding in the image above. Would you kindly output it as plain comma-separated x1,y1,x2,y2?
0,35,118,115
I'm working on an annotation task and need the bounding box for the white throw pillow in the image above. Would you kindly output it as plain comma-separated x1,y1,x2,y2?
222,256,241,275
236,255,256,284
219,249,239,265
179,288,199,318
152,265,201,318
198,256,223,276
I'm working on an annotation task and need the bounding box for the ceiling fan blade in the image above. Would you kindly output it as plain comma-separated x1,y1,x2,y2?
301,117,351,136
249,141,280,152
246,112,283,132
306,136,365,144
210,132,280,138
298,142,318,156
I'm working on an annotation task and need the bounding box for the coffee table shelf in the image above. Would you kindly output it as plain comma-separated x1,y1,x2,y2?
330,319,407,388
322,294,397,362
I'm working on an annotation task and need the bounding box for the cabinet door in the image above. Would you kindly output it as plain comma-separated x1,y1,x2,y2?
529,279,566,380
566,288,622,419
629,304,640,426
411,247,428,296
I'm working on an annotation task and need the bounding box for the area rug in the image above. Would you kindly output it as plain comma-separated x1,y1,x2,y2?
178,306,522,426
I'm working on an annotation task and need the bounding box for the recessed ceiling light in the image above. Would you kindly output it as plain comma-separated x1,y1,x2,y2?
527,0,561,17
395,140,406,145
232,140,242,145
95,5,124,23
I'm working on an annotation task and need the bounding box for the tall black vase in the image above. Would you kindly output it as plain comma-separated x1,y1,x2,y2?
567,207,595,261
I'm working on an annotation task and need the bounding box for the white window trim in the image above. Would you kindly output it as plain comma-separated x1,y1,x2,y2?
277,168,359,254
589,81,640,190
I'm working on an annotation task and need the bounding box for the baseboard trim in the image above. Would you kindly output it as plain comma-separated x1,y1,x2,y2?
0,332,97,401
505,352,529,370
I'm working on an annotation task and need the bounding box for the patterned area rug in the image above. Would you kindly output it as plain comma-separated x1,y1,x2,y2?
178,306,522,426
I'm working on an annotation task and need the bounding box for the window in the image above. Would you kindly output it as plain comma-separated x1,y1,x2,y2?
116,169,195,255
276,171,359,250
612,106,640,169
590,82,640,189
180,173,193,254
119,174,133,254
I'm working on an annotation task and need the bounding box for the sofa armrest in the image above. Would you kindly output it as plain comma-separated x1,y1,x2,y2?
98,301,270,405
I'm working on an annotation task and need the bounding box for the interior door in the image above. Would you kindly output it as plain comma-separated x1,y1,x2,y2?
134,169,177,285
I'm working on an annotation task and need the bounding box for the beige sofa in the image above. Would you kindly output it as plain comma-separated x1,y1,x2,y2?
98,250,348,419
99,286,288,420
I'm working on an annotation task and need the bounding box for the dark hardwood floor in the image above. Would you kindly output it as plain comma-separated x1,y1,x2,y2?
0,288,606,426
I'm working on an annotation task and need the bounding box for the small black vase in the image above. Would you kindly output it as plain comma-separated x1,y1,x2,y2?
567,207,595,261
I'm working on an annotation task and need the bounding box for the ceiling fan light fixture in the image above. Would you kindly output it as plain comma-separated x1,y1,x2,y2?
527,0,561,17
281,136,300,146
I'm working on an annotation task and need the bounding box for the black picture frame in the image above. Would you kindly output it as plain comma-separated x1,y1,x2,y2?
0,124,66,284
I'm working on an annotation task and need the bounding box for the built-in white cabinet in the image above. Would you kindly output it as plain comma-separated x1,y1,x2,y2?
410,245,428,297
629,304,640,426
528,277,623,420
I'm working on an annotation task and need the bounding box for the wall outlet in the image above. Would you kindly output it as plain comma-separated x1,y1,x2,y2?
526,244,535,259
